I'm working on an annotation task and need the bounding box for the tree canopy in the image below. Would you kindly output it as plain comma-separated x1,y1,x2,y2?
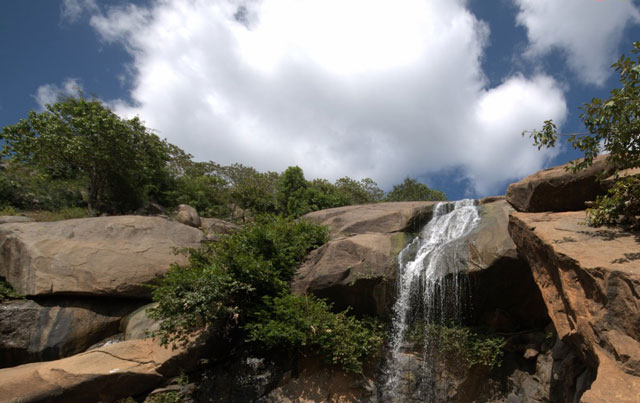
384,177,447,202
525,42,640,228
1,97,175,214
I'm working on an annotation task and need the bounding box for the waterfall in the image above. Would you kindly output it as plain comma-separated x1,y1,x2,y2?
382,199,480,401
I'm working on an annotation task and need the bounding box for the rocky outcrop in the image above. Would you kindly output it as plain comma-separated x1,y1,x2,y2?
121,302,161,340
293,200,519,317
509,211,640,402
506,155,610,212
201,217,241,241
0,216,203,298
302,201,438,237
0,216,34,224
176,204,201,228
0,298,142,368
293,202,437,316
0,337,205,403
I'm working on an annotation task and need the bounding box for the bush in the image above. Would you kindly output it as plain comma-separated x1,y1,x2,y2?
408,323,505,369
0,278,22,302
246,294,384,373
587,176,640,230
150,215,329,346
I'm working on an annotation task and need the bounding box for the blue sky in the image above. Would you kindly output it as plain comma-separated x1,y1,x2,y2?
1,0,639,200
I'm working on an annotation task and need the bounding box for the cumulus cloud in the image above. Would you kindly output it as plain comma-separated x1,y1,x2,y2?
60,0,99,23
513,0,640,86
82,0,567,196
34,78,83,109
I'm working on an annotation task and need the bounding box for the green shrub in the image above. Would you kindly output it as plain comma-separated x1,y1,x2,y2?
0,278,22,302
587,176,640,230
150,215,328,346
408,323,505,369
245,294,384,373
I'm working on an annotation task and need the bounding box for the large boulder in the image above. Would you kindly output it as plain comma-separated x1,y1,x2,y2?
293,202,437,316
302,201,438,237
121,302,161,340
0,337,205,403
200,217,241,241
0,216,204,298
0,216,34,225
0,298,142,368
175,204,201,228
292,200,518,317
506,155,610,212
509,211,640,402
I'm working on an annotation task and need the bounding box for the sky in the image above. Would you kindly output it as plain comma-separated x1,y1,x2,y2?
1,0,639,200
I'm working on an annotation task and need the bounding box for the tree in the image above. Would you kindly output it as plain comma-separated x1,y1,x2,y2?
524,42,640,228
385,177,447,201
1,97,174,214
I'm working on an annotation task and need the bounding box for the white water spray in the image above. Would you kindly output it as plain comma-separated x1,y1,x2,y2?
383,199,480,400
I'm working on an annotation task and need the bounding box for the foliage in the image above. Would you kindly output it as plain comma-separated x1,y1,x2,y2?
151,215,380,372
524,42,640,227
150,215,329,346
384,177,447,202
335,177,384,204
407,323,505,369
0,161,85,211
0,278,23,302
245,293,384,373
587,176,640,229
1,97,176,214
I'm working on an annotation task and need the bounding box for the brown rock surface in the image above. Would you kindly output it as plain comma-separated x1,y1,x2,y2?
509,211,640,402
0,216,203,298
0,337,202,403
175,204,201,228
293,200,517,316
302,201,438,237
0,298,141,368
0,216,34,224
506,155,610,212
200,217,240,241
121,302,160,340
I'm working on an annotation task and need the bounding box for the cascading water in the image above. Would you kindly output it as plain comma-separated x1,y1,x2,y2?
381,199,480,402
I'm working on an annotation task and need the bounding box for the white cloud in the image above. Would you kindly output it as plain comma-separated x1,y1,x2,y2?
60,0,99,23
34,78,83,109
83,0,567,196
514,0,640,86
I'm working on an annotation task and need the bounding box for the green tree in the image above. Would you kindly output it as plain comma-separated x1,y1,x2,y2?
385,177,447,201
335,177,384,204
278,166,311,216
1,97,174,214
524,42,640,228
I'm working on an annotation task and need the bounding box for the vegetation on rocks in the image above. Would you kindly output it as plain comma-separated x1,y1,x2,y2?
150,216,383,373
1,97,445,220
525,42,640,229
0,277,22,302
407,322,505,369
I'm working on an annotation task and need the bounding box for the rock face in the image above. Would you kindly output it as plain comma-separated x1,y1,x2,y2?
293,202,437,316
0,216,203,298
0,216,34,224
0,337,204,403
121,302,161,340
293,200,519,317
201,217,241,241
0,298,142,368
176,204,201,228
506,155,610,212
509,211,640,402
